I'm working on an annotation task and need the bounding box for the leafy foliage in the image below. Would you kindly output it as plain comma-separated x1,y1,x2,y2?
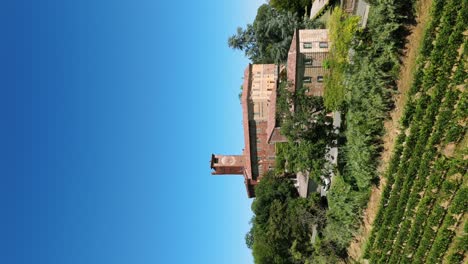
269,0,310,17
273,79,335,184
277,84,333,142
323,7,360,110
228,4,300,63
248,173,327,264
323,175,368,253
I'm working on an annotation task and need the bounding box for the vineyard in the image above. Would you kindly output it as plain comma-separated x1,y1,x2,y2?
363,0,468,263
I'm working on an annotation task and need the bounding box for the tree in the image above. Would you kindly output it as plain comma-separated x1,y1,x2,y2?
270,0,310,17
249,173,297,263
278,85,333,142
228,24,260,61
228,4,301,63
323,175,367,254
245,228,254,249
247,172,328,263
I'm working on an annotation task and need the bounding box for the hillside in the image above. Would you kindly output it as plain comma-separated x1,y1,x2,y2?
362,0,467,263
225,0,467,263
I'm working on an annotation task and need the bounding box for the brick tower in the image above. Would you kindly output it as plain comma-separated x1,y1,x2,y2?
210,154,245,175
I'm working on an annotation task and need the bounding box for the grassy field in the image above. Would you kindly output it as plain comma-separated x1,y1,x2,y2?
363,0,468,263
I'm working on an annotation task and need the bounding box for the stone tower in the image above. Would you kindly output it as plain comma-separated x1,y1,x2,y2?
210,154,245,175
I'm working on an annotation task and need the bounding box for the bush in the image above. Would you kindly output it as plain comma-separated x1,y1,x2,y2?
323,7,360,110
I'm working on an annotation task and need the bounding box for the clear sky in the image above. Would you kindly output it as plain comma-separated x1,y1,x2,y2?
0,0,266,263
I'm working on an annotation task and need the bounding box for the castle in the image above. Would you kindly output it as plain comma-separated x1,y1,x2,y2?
211,29,330,197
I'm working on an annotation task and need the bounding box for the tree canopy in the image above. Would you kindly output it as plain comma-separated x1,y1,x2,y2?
248,172,327,264
228,4,300,63
270,0,310,17
323,7,361,110
276,82,333,142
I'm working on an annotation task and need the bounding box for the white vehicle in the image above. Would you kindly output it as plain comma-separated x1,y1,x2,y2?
319,176,330,192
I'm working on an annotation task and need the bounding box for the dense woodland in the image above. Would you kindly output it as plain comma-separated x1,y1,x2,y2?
228,0,467,263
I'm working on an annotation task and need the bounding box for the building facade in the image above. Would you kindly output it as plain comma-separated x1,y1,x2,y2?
211,29,330,198
211,64,278,197
288,29,330,96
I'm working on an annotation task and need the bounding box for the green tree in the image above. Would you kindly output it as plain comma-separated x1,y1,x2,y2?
270,0,310,17
227,24,259,61
228,4,301,63
322,175,367,257
248,172,328,263
245,228,254,249
278,85,333,142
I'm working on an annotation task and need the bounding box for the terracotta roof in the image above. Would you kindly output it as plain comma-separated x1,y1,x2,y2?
287,29,299,93
245,179,256,198
241,64,253,181
270,128,287,143
266,30,301,144
310,0,330,20
265,89,287,144
266,85,277,143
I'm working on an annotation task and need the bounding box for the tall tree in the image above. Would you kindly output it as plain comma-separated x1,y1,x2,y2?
228,4,300,63
227,24,259,61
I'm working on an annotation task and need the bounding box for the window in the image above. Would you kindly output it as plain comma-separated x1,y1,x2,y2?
319,42,328,48
317,76,324,82
303,77,312,83
304,58,313,65
303,42,312,49
213,157,219,164
254,104,260,116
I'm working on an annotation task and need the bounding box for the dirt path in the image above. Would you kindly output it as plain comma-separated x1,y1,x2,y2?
347,0,433,260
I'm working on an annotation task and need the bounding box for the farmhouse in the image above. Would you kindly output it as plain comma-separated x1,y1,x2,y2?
211,29,330,198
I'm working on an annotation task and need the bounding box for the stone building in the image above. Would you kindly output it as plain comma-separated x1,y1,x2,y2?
211,64,278,197
211,29,331,198
267,29,331,144
287,29,330,97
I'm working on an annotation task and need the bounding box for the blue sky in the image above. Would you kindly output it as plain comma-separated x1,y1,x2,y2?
0,0,266,263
